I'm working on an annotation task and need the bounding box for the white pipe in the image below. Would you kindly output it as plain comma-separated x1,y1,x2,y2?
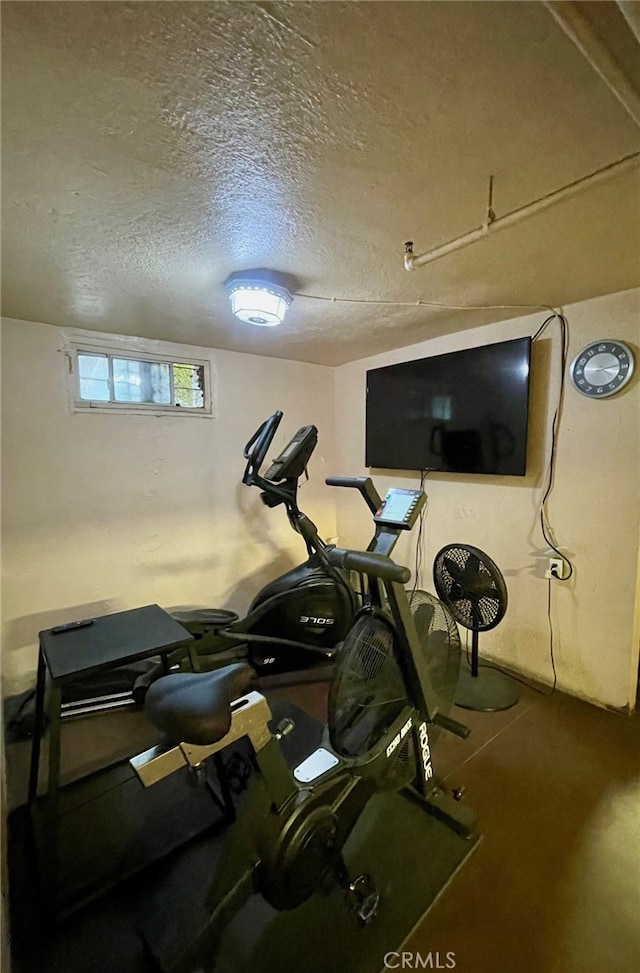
404,152,640,271
404,225,488,270
544,1,640,127
615,1,640,45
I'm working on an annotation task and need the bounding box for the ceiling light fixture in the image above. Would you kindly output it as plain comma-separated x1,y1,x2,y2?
224,269,293,327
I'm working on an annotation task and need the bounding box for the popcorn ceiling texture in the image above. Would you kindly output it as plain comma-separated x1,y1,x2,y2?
2,1,639,365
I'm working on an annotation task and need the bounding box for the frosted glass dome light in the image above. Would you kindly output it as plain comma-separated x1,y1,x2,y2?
224,273,293,327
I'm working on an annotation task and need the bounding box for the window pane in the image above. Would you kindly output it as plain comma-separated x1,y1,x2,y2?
73,348,209,413
173,363,205,409
79,378,111,401
113,358,171,404
78,353,110,400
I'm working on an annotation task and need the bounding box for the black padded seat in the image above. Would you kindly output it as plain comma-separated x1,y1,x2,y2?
145,663,257,746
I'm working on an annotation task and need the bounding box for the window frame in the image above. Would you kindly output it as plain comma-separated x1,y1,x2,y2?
65,335,215,418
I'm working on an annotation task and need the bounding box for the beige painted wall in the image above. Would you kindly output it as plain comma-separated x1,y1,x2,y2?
333,289,640,711
0,318,337,695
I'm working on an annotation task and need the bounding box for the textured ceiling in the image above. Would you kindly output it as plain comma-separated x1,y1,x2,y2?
2,1,640,365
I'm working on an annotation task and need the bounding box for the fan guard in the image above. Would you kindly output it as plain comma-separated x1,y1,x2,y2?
407,589,461,719
328,612,405,759
433,545,507,632
328,592,461,789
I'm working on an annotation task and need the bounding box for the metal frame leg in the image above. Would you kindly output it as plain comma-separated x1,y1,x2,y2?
27,647,47,803
42,683,63,896
212,752,236,823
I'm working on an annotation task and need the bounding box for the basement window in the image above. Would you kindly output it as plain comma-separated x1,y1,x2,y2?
68,342,213,417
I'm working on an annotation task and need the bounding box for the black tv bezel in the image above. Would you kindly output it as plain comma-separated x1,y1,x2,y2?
365,335,532,476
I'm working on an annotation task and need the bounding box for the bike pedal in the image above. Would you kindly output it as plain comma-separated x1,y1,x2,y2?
345,873,380,926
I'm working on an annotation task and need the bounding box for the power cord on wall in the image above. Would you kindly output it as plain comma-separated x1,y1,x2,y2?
411,470,430,600
532,312,574,582
468,577,558,696
465,576,558,697
532,312,573,694
476,312,571,697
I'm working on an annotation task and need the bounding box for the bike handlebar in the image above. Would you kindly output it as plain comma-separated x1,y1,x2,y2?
324,476,382,515
325,477,368,488
325,547,411,584
243,411,283,485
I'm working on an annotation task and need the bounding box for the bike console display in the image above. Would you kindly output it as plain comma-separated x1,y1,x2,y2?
263,425,318,482
374,488,425,530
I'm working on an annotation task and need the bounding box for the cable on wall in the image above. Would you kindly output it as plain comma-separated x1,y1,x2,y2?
544,575,559,694
500,309,572,695
531,312,574,581
411,470,429,599
480,312,570,696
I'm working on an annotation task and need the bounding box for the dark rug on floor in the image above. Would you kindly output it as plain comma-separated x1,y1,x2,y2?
8,700,477,973
8,700,322,973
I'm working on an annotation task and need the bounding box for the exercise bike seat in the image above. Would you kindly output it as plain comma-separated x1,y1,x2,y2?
144,663,257,746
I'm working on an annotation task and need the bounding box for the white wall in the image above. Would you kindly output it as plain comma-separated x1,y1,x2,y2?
1,318,337,695
334,289,640,711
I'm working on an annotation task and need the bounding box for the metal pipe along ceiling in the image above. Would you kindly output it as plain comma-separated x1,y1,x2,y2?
404,152,640,271
405,4,640,273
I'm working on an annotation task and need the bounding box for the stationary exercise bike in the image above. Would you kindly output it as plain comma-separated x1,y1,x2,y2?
132,484,477,973
175,411,358,676
175,413,429,680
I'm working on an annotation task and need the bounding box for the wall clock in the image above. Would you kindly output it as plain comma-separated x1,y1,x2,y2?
570,340,635,398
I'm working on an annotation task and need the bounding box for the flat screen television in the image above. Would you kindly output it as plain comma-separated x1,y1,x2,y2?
365,336,532,476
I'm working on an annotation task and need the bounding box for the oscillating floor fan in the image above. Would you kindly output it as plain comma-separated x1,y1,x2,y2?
328,591,461,783
433,544,517,712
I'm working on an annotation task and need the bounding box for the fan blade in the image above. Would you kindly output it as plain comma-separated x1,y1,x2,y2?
443,555,465,584
461,554,483,588
466,590,500,628
462,558,498,598
466,574,498,599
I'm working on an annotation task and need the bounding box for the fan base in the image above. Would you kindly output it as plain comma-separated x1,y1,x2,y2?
455,665,518,712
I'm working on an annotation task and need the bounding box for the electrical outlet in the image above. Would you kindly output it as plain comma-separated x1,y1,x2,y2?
545,557,566,580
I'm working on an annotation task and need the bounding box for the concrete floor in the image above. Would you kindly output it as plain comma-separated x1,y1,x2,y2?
407,685,640,973
269,677,640,973
6,673,640,973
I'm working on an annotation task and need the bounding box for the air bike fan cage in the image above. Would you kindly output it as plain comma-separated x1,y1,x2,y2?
328,590,462,789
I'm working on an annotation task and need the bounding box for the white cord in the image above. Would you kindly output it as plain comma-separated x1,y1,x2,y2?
295,292,561,316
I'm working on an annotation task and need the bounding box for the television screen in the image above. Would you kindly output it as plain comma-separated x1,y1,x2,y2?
365,336,531,476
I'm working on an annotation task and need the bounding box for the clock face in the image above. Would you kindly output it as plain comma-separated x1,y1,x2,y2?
570,340,634,398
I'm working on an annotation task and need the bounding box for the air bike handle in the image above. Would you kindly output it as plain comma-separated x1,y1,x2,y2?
326,547,410,584
325,476,370,487
432,713,471,739
325,476,382,515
